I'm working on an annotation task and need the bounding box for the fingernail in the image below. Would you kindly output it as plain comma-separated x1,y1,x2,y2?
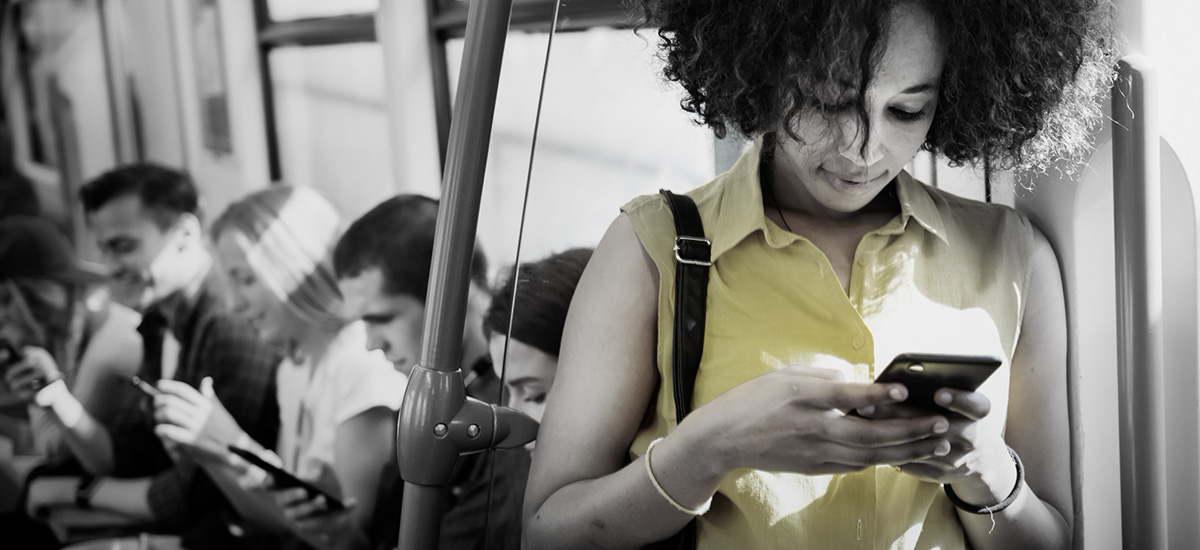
889,386,905,400
859,405,875,416
934,419,949,433
935,441,950,456
935,391,952,406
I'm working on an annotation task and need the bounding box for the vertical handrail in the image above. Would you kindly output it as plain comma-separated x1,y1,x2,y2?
393,0,516,545
395,0,514,548
1111,54,1168,550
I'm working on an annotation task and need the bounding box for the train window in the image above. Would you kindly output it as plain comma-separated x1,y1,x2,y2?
265,0,378,22
8,3,60,169
267,42,394,219
446,27,717,264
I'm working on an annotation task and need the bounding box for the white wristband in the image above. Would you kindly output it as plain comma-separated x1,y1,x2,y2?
33,377,67,408
644,437,713,516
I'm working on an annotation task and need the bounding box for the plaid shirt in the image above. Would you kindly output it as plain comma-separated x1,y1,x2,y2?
109,272,280,533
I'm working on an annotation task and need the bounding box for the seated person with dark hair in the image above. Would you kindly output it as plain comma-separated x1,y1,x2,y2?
14,164,280,548
253,195,527,550
482,248,593,430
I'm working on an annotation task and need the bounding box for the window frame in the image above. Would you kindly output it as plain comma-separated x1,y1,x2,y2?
251,0,377,181
427,0,644,169
251,0,643,182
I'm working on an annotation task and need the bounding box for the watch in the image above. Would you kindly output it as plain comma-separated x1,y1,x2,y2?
75,475,99,509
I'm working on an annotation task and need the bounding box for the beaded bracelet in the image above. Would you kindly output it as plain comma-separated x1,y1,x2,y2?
944,445,1025,515
644,438,713,516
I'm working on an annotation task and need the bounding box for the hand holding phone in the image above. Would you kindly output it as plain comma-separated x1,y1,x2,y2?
2,344,61,401
227,445,346,511
873,353,1002,411
0,339,24,371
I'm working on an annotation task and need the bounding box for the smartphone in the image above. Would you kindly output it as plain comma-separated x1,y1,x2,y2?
227,445,346,511
120,374,162,397
0,339,24,369
873,352,1002,411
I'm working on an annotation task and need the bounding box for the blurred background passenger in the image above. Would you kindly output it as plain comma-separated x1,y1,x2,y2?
483,247,593,428
0,217,140,510
13,163,282,549
153,186,404,548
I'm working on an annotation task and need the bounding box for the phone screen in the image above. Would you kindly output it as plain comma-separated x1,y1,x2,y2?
227,445,346,511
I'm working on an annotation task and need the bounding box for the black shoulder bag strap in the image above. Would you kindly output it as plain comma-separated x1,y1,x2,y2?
645,189,711,550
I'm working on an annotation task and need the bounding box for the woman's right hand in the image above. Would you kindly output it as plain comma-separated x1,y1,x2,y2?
681,365,952,476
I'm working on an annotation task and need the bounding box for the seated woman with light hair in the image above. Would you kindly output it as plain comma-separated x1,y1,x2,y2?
152,186,405,549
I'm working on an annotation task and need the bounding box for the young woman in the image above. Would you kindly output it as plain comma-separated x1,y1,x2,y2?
524,1,1113,548
153,186,405,549
483,247,593,427
0,216,141,467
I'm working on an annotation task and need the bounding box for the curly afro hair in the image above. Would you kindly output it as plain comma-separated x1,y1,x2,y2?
639,0,1117,172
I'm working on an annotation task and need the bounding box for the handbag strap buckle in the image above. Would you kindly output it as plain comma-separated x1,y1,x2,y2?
674,236,712,267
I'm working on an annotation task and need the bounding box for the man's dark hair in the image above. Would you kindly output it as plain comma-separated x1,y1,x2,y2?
79,163,199,228
333,194,488,302
483,247,593,357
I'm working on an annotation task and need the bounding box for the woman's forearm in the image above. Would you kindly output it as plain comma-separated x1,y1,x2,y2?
90,477,156,521
959,484,1071,550
34,383,116,474
525,430,726,550
28,406,66,459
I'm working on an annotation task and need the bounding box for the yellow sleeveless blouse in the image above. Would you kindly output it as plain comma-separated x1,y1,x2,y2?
622,141,1034,549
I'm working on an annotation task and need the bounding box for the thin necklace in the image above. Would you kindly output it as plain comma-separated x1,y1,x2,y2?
760,157,795,233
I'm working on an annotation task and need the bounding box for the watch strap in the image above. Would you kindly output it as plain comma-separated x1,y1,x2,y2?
75,475,98,509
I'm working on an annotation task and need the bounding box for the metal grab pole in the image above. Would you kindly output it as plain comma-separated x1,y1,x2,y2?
395,0,514,547
1112,55,1168,550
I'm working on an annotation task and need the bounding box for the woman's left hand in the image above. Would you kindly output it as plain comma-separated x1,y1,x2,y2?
152,377,245,460
860,388,1014,499
3,347,62,403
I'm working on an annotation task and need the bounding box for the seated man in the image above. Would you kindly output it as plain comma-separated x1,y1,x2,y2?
260,195,527,550
16,164,281,548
